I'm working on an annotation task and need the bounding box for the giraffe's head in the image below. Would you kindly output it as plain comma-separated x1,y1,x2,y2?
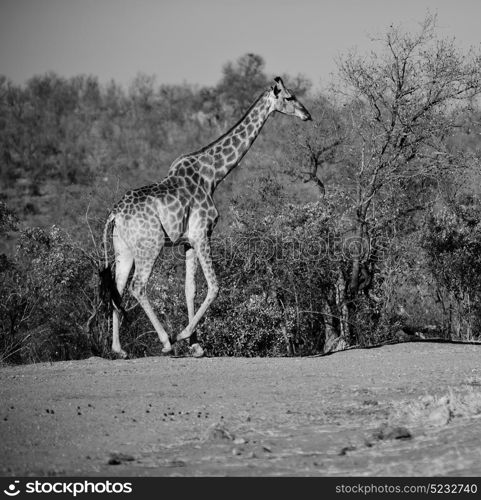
269,77,312,121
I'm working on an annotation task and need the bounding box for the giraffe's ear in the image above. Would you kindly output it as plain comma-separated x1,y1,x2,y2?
274,76,286,91
272,76,285,98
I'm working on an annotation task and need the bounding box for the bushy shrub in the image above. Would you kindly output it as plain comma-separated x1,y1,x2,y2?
2,198,440,364
421,205,481,339
188,201,343,356
200,291,287,357
107,199,346,358
0,225,107,363
0,202,440,364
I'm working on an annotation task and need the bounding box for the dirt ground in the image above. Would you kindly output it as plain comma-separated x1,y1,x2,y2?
1,342,481,477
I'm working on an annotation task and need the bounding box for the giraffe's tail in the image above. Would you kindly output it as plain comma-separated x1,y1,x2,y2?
102,212,115,270
99,213,125,314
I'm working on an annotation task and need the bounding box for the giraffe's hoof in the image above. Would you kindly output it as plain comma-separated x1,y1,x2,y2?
189,343,205,358
112,349,128,359
161,343,173,355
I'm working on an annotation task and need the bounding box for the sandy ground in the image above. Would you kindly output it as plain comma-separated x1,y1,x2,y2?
1,342,481,477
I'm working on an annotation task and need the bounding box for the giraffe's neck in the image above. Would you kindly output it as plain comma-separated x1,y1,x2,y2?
172,91,273,194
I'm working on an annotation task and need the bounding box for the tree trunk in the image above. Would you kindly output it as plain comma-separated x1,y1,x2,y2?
322,299,347,353
349,206,367,297
335,268,350,344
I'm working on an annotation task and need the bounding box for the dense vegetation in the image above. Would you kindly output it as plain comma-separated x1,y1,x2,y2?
2,17,481,363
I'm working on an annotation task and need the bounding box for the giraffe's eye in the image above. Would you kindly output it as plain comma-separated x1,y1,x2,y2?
285,96,295,102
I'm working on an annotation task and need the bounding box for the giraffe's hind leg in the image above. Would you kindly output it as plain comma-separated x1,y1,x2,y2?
112,228,134,358
129,256,172,354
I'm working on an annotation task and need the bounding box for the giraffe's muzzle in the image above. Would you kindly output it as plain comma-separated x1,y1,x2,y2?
302,111,312,121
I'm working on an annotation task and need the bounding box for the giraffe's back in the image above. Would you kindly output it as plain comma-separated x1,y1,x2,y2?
112,176,196,247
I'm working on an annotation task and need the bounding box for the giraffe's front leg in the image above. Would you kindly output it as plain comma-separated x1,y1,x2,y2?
184,246,204,358
177,239,218,351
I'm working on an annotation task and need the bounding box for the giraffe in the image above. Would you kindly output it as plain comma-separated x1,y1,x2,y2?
100,77,311,358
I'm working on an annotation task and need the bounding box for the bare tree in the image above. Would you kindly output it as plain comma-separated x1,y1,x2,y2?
288,16,481,347
335,15,481,298
287,94,344,197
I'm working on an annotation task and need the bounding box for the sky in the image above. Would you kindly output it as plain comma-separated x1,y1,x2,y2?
0,0,480,90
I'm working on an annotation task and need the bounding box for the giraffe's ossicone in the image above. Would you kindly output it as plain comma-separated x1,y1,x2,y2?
100,76,311,358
